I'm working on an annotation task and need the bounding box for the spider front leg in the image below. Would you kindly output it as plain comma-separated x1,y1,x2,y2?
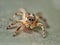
6,20,23,29
6,21,17,29
37,23,47,38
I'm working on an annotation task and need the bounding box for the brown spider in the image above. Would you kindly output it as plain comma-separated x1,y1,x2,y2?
6,8,49,38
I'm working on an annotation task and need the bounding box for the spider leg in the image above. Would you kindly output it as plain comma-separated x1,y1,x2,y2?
6,21,17,29
6,20,23,29
36,12,49,28
37,23,47,38
13,21,26,37
39,16,49,28
13,26,21,37
15,8,26,16
40,16,49,28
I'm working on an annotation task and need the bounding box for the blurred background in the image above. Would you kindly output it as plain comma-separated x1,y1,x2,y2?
0,0,60,45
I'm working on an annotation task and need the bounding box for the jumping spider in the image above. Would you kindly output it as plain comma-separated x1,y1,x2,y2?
6,8,49,38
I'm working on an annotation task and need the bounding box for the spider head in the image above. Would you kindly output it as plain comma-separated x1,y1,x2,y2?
26,13,36,24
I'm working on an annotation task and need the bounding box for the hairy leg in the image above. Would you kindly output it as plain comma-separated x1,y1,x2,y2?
6,21,17,29
36,12,49,28
13,26,21,37
6,20,23,29
37,23,47,38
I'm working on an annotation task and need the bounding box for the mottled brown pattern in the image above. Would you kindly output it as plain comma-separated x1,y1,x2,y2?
7,8,49,38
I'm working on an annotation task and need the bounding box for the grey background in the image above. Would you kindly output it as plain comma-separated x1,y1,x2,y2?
0,0,60,45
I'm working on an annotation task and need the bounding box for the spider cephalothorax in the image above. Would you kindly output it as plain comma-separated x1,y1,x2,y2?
26,13,36,24
6,8,49,38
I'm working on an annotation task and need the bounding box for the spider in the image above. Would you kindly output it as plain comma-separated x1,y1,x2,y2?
6,8,49,38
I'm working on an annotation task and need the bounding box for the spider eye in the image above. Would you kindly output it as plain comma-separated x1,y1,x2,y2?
29,19,31,21
28,19,34,21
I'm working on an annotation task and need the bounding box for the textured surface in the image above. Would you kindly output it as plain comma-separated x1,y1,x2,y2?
0,0,60,45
